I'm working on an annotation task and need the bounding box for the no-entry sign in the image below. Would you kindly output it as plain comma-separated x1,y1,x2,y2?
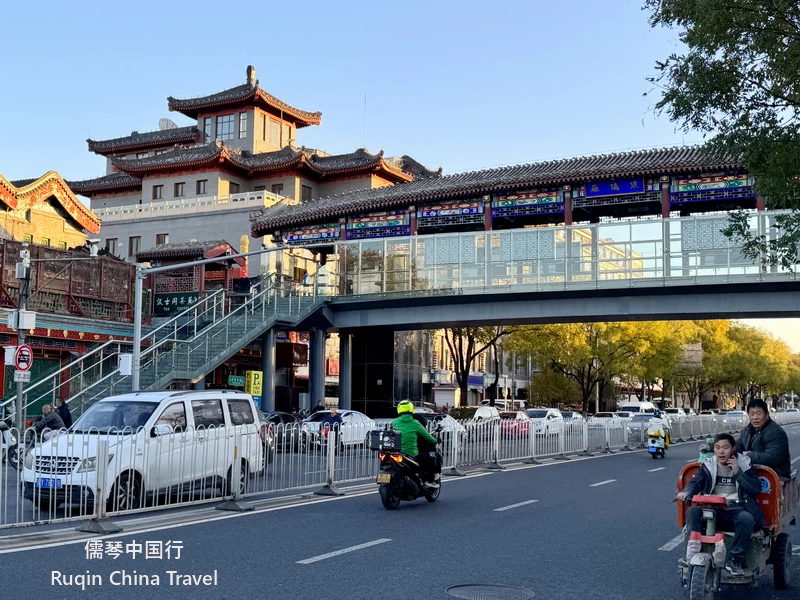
14,344,33,371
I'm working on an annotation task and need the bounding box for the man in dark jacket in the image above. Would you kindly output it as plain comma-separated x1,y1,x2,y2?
735,398,791,479
676,433,764,576
32,404,65,440
55,398,72,429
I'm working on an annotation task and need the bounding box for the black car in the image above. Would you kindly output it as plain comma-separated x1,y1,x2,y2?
260,411,300,451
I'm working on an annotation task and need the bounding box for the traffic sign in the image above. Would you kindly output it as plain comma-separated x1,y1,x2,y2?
14,345,33,371
14,370,31,383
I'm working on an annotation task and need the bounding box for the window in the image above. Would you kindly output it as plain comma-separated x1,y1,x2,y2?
229,182,240,194
191,399,226,429
136,152,149,159
301,185,312,202
105,238,117,254
227,399,254,426
156,403,186,433
216,114,235,141
261,115,267,141
152,185,163,200
283,122,291,145
41,238,50,247
57,242,67,250
268,119,280,145
253,185,265,192
271,183,284,195
204,117,212,142
239,112,248,139
128,236,141,258
156,233,169,245
196,179,208,195
174,182,185,197
23,234,33,244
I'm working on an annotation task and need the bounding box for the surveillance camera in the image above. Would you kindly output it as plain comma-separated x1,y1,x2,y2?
88,239,101,258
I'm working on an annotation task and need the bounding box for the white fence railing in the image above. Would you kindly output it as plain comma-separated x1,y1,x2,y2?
1,412,798,530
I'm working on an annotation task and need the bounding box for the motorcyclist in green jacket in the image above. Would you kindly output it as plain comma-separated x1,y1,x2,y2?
392,400,439,488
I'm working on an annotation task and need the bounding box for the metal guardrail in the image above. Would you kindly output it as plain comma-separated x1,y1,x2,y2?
5,412,797,530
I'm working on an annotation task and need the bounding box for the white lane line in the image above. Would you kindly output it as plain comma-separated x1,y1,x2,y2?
493,500,539,512
647,467,666,472
659,532,685,551
686,459,697,463
589,479,617,487
296,538,391,564
792,545,800,556
792,456,800,465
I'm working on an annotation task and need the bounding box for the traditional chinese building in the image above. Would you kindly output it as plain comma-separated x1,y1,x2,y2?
69,66,439,276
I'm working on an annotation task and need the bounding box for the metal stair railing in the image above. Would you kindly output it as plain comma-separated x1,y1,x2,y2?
0,288,227,420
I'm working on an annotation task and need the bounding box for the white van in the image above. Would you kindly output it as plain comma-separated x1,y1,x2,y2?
23,390,267,512
619,401,656,414
481,399,526,411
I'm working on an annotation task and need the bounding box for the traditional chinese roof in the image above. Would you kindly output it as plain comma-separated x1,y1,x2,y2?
109,142,414,183
168,83,321,127
67,172,143,196
87,126,200,155
0,171,102,234
250,145,739,236
136,239,237,262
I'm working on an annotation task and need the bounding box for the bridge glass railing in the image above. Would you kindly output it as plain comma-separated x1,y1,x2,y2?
321,210,794,298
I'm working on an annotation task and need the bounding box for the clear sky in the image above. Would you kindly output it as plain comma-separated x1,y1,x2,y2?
1,0,798,350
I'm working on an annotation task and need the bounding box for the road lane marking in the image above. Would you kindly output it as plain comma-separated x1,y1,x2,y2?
686,459,697,463
296,538,391,564
659,533,685,551
494,500,539,512
792,545,799,556
589,479,617,487
792,456,800,465
647,467,666,472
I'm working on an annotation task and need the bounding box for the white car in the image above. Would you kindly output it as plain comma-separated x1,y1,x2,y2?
526,408,565,435
615,411,635,425
722,410,747,428
300,410,376,449
590,412,622,425
663,408,688,422
22,391,265,512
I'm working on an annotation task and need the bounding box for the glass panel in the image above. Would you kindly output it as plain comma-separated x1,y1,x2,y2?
386,239,410,292
358,240,384,294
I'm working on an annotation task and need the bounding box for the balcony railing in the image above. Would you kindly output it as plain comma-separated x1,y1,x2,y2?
93,191,290,222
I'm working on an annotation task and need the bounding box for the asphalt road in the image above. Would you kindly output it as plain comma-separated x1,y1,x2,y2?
1,423,799,600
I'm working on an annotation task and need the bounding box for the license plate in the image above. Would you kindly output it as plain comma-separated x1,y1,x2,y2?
377,473,391,483
35,477,62,489
648,447,658,453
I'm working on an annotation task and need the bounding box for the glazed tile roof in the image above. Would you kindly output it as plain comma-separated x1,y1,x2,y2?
136,239,232,261
67,172,143,195
109,143,414,182
87,126,200,155
168,83,322,127
250,145,739,235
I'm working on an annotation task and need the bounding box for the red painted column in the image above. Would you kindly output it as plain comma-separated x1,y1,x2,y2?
483,198,492,231
564,188,573,225
757,195,766,211
408,207,417,235
661,177,671,218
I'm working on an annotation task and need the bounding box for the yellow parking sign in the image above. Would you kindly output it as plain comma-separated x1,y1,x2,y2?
245,370,263,396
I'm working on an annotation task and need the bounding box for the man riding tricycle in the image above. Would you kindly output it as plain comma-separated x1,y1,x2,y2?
674,432,798,599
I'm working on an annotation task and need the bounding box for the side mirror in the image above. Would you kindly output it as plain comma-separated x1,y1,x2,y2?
151,424,174,437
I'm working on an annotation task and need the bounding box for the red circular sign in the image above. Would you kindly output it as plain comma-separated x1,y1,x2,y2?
14,345,33,371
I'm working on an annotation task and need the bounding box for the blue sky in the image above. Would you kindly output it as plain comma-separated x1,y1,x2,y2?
1,0,795,351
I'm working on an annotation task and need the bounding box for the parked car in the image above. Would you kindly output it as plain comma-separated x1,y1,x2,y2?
615,411,635,425
722,410,747,428
299,410,376,451
22,391,265,512
786,408,799,414
560,411,585,425
663,407,687,421
499,411,532,437
259,411,298,451
590,412,621,425
526,408,564,436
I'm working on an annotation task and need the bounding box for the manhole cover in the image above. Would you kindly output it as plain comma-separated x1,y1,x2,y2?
445,584,536,600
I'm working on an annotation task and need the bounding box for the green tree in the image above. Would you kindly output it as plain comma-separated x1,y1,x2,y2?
674,321,737,409
646,1,800,267
526,367,582,408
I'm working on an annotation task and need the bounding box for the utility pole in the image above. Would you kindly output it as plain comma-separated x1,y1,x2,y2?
15,243,32,433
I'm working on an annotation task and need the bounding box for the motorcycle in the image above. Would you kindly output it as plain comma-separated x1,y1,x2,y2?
371,428,442,510
0,418,19,469
647,421,670,459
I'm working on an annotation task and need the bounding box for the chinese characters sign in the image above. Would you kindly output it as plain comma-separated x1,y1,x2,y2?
584,178,645,197
154,292,199,316
284,224,339,244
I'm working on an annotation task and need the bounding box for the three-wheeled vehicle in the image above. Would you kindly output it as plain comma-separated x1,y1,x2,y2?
676,462,799,599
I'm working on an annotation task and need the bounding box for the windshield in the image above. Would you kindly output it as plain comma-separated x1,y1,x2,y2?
73,401,158,433
561,412,575,418
664,409,680,413
617,412,632,417
526,410,547,418
632,415,652,422
595,413,614,418
620,406,640,412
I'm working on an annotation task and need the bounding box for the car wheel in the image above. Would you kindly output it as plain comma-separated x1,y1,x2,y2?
224,460,249,497
107,472,143,513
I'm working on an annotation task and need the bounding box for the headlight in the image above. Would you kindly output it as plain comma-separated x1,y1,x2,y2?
24,452,33,470
76,454,114,473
